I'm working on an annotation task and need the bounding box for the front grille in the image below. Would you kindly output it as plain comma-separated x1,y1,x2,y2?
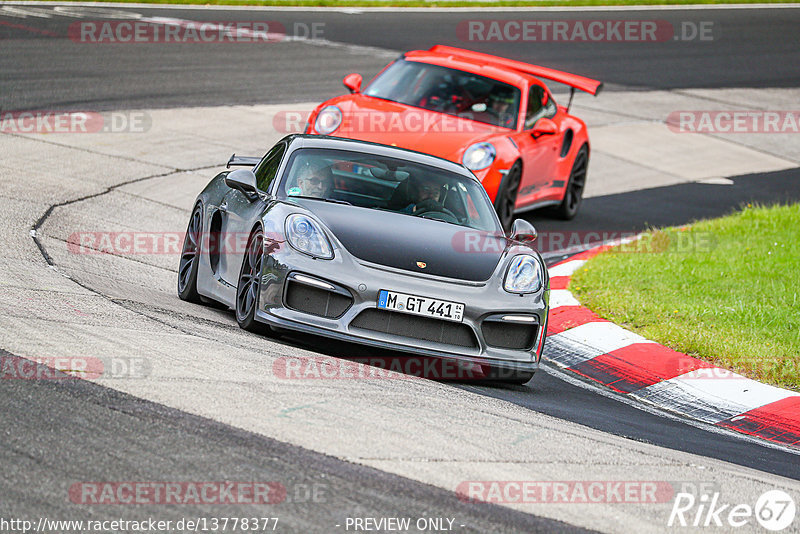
482,321,538,350
285,281,352,318
350,309,477,348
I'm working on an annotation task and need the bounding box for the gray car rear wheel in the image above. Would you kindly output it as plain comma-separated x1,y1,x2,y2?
178,203,203,302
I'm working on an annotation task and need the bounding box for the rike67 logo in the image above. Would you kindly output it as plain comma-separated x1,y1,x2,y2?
669,489,796,531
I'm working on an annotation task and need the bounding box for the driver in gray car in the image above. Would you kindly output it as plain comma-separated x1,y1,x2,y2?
402,175,443,214
294,163,333,198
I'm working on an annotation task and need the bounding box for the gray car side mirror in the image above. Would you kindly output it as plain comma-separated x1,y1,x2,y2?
509,219,537,243
225,169,259,200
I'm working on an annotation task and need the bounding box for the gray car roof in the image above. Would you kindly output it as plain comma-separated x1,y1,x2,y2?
280,134,480,184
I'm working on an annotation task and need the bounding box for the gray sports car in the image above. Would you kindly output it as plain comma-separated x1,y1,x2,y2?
178,135,549,384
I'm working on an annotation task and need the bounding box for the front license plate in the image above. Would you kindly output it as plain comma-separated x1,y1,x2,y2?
377,290,465,322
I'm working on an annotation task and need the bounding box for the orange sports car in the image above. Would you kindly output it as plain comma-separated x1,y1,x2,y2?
305,45,602,230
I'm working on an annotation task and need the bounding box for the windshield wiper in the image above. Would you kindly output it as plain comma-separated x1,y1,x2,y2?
289,196,352,206
417,215,463,228
367,206,466,228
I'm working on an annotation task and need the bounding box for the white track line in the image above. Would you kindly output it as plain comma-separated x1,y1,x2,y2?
541,363,800,456
547,259,586,278
549,289,581,309
551,321,655,353
632,372,800,424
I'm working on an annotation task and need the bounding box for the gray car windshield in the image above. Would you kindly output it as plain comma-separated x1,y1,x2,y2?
279,148,502,232
363,59,521,129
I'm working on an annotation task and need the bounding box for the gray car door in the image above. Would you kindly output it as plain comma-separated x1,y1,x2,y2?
219,142,287,287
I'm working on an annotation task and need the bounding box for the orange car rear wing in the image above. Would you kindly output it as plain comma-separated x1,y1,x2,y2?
428,45,603,97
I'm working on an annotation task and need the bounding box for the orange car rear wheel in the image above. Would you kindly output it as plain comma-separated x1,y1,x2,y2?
551,145,588,221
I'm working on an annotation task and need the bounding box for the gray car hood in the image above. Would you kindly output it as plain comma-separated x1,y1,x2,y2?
295,200,507,282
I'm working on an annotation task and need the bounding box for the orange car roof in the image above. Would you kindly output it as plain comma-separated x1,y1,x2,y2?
404,45,603,96
404,49,530,88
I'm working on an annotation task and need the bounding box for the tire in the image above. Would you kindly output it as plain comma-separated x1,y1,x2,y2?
235,227,272,335
551,145,588,220
177,203,204,303
494,161,522,233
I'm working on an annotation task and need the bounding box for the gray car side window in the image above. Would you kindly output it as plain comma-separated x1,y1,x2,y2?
524,85,557,130
255,143,287,192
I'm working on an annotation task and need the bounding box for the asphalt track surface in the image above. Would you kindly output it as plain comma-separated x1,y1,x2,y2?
274,168,800,481
2,4,800,532
2,6,800,110
0,348,588,533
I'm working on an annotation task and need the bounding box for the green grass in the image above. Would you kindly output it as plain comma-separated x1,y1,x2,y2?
39,0,800,6
570,204,800,391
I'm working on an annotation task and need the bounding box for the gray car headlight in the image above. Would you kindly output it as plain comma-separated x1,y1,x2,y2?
285,214,333,259
314,105,342,135
462,142,496,171
504,254,543,294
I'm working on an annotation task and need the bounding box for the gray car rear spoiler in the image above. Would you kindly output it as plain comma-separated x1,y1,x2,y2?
226,154,261,168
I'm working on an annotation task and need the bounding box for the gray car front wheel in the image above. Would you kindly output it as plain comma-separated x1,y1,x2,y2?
236,227,271,334
494,161,522,233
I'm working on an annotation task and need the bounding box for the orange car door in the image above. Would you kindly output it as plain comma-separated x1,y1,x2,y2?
514,84,561,208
